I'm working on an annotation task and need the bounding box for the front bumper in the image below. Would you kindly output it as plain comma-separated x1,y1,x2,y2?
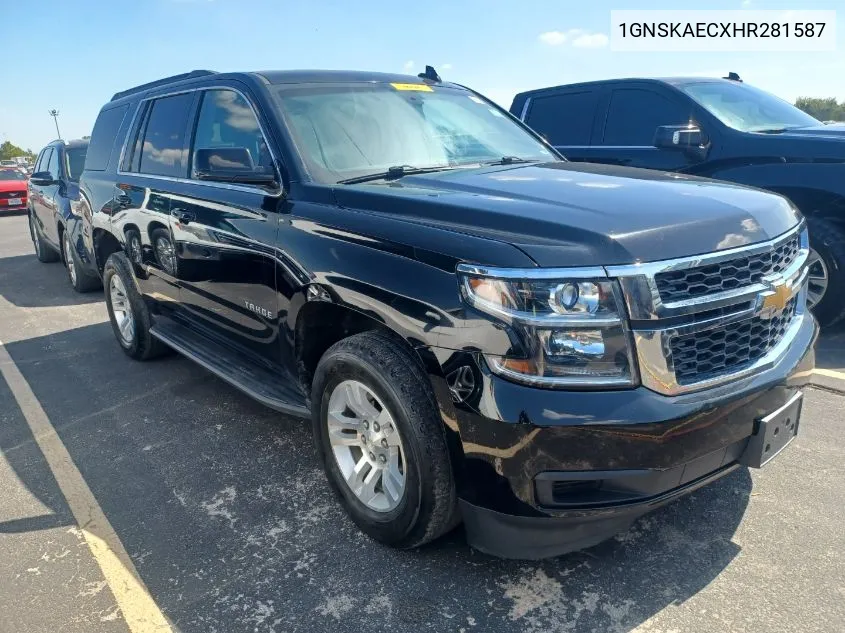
433,311,817,559
1,200,27,213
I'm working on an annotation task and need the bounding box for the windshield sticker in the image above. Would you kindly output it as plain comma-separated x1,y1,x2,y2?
468,95,485,104
390,83,433,92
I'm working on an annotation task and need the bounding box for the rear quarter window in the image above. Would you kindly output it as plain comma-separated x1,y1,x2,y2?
524,90,599,146
85,105,129,171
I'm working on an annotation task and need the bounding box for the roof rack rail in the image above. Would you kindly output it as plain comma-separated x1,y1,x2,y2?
110,70,217,101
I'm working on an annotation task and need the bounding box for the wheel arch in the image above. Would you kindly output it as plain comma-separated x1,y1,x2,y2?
295,299,467,479
92,227,123,274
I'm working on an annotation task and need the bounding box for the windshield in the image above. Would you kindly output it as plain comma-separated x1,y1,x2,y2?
65,146,88,182
0,169,26,181
274,83,555,183
680,81,820,133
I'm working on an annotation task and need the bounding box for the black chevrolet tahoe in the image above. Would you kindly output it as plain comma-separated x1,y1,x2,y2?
511,74,845,328
77,68,816,559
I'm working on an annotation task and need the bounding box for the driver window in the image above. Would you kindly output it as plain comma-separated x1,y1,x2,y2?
46,148,60,180
191,89,274,180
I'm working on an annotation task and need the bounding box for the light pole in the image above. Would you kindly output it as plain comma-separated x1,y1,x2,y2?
48,109,61,139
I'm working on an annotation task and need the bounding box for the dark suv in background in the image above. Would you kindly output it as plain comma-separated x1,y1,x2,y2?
76,68,814,559
28,138,100,292
511,74,845,327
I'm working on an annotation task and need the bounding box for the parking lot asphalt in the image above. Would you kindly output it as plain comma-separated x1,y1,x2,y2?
1,212,844,633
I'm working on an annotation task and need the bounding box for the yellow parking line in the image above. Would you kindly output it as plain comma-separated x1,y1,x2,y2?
813,367,845,381
0,341,172,632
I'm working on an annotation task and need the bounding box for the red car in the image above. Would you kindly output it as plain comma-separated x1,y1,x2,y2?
0,168,28,212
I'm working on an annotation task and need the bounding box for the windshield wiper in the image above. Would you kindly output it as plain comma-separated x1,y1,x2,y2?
483,156,542,166
338,165,456,185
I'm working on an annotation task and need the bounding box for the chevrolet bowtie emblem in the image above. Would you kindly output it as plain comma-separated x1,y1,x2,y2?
759,282,795,319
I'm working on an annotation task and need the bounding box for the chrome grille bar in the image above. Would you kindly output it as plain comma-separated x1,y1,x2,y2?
607,222,810,396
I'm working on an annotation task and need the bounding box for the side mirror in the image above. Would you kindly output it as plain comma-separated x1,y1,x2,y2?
29,171,56,186
193,147,278,188
653,125,707,152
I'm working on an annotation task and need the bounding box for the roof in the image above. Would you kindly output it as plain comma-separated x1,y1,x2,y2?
46,138,89,148
515,76,732,97
255,69,457,87
109,68,461,104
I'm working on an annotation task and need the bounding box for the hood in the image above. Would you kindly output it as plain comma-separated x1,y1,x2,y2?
742,124,845,161
332,162,801,267
775,123,845,139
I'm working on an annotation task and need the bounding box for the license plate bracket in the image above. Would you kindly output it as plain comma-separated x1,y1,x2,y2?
741,391,802,468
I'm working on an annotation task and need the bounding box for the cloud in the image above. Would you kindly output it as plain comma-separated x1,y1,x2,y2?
571,32,609,48
538,29,608,49
403,60,414,72
539,31,567,46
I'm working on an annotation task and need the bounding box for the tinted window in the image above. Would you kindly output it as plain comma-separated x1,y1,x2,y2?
33,150,45,172
36,148,50,173
602,89,690,145
86,105,128,171
139,94,193,177
191,89,274,179
39,148,54,177
524,91,599,145
46,148,60,179
65,147,88,182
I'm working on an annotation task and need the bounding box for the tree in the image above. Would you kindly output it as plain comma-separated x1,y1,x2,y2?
795,97,845,122
0,141,28,161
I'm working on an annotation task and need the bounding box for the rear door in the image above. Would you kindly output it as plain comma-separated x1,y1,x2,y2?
170,84,285,366
593,85,699,170
115,92,196,308
520,88,605,162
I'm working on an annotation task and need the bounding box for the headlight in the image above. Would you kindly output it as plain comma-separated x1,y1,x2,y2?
457,264,638,388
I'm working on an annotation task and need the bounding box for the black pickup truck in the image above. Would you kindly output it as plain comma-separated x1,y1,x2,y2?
71,67,815,559
511,74,845,327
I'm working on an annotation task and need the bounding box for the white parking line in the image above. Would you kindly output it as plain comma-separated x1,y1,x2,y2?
0,340,172,632
814,367,845,381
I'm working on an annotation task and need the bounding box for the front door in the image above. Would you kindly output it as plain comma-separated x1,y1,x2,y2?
114,91,197,308
172,86,284,366
591,86,702,171
32,147,61,247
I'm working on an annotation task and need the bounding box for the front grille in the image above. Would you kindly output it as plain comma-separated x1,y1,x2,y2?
655,233,801,303
667,297,797,385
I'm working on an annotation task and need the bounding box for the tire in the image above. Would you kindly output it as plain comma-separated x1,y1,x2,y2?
311,331,459,549
125,229,143,267
29,212,59,263
103,252,170,360
805,215,845,328
62,228,101,293
150,227,176,276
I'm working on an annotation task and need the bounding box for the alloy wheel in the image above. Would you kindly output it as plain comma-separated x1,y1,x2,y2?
64,233,77,285
155,236,175,274
806,248,829,309
109,274,135,346
326,380,406,512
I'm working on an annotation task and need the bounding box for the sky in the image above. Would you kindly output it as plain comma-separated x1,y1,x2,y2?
2,0,844,152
